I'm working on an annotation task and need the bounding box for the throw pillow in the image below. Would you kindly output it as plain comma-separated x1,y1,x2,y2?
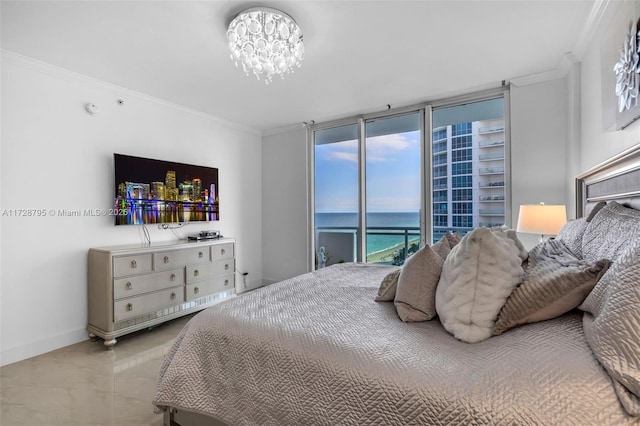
556,218,588,259
394,238,448,322
586,200,607,222
494,239,610,335
581,240,640,416
379,233,458,306
435,227,524,343
582,201,640,263
431,231,456,260
444,231,462,250
374,269,401,302
492,227,528,261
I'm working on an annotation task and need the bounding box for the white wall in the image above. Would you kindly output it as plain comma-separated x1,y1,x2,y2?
0,52,263,366
510,78,568,248
261,126,310,284
578,0,640,171
260,80,570,274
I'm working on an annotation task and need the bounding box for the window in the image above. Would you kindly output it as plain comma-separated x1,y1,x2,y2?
312,91,509,264
451,148,472,162
431,97,507,242
313,112,423,267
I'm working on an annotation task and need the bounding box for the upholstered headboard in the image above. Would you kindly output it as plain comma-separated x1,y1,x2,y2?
576,143,640,218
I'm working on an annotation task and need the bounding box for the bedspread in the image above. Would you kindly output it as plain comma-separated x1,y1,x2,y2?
154,263,638,425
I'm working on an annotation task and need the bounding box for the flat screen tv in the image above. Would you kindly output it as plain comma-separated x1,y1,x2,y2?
114,153,219,225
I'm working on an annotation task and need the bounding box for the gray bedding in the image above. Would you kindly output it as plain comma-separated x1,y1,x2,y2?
154,263,638,425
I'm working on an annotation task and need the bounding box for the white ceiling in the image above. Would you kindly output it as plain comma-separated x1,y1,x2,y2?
1,1,597,133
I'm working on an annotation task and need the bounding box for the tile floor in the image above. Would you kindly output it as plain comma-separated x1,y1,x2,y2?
0,315,194,426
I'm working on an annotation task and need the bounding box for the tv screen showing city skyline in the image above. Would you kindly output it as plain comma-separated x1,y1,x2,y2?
114,153,219,225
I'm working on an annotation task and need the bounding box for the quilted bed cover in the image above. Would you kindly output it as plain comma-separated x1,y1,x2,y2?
154,263,638,425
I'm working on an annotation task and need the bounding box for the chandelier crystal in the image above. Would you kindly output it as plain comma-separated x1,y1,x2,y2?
227,7,304,84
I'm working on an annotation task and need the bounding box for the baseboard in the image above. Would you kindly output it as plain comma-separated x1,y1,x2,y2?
261,278,278,287
0,327,88,367
235,278,265,294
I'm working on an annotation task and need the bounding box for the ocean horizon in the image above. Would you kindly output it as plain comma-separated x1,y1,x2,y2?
315,212,420,256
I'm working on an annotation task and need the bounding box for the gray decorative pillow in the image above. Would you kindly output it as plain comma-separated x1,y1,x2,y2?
586,200,607,222
580,240,640,416
444,231,462,250
393,237,448,322
374,269,400,302
556,217,588,259
582,201,640,263
435,227,524,343
494,239,609,335
379,233,458,306
431,232,456,260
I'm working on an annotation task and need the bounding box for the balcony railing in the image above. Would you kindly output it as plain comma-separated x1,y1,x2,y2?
479,166,505,175
479,181,505,188
316,226,420,266
478,153,505,161
479,140,505,148
479,195,505,201
479,210,505,216
478,125,505,134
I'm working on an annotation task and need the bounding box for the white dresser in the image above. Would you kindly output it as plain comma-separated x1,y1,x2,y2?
87,238,235,349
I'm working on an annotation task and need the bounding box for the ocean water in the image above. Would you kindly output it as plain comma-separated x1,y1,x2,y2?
315,212,420,255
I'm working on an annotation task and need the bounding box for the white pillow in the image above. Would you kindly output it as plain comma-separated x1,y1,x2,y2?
435,227,524,343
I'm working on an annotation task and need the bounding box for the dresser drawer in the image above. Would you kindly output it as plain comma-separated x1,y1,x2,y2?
113,286,183,321
113,268,184,300
154,247,209,271
186,259,235,283
185,275,235,302
211,243,234,261
113,254,153,277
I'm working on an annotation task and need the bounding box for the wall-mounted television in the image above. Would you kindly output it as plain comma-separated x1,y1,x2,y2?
114,153,219,225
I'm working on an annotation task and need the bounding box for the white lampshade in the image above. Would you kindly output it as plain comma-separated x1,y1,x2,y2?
517,203,567,236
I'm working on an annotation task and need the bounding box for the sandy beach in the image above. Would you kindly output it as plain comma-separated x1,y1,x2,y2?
366,238,420,264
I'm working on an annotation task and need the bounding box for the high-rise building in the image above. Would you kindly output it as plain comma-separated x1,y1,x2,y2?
192,178,202,201
125,182,150,200
165,170,178,201
151,181,166,200
179,181,194,201
432,119,505,242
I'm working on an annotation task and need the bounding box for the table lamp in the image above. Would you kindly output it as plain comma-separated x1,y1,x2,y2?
516,202,567,242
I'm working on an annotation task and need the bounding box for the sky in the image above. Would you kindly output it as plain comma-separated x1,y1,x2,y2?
315,130,421,213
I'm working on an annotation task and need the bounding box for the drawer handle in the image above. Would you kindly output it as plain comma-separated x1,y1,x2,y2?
194,286,199,294
225,264,229,271
194,269,199,277
127,303,133,311
198,251,204,258
170,292,176,300
131,260,137,268
221,248,226,255
164,255,169,264
224,279,229,286
170,273,176,281
126,281,133,290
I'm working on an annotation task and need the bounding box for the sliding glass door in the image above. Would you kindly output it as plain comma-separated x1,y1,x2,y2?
431,97,507,243
314,123,360,268
313,112,423,267
364,113,422,265
311,90,508,269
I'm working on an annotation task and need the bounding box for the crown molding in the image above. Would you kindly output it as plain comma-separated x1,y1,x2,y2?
1,49,261,137
511,0,614,87
262,122,308,138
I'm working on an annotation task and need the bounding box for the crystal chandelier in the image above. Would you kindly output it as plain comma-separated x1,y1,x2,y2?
226,7,304,84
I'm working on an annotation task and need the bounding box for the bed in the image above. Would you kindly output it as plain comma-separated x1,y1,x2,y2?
154,144,640,426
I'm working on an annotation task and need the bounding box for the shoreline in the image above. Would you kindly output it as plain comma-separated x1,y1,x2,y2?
366,238,420,263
